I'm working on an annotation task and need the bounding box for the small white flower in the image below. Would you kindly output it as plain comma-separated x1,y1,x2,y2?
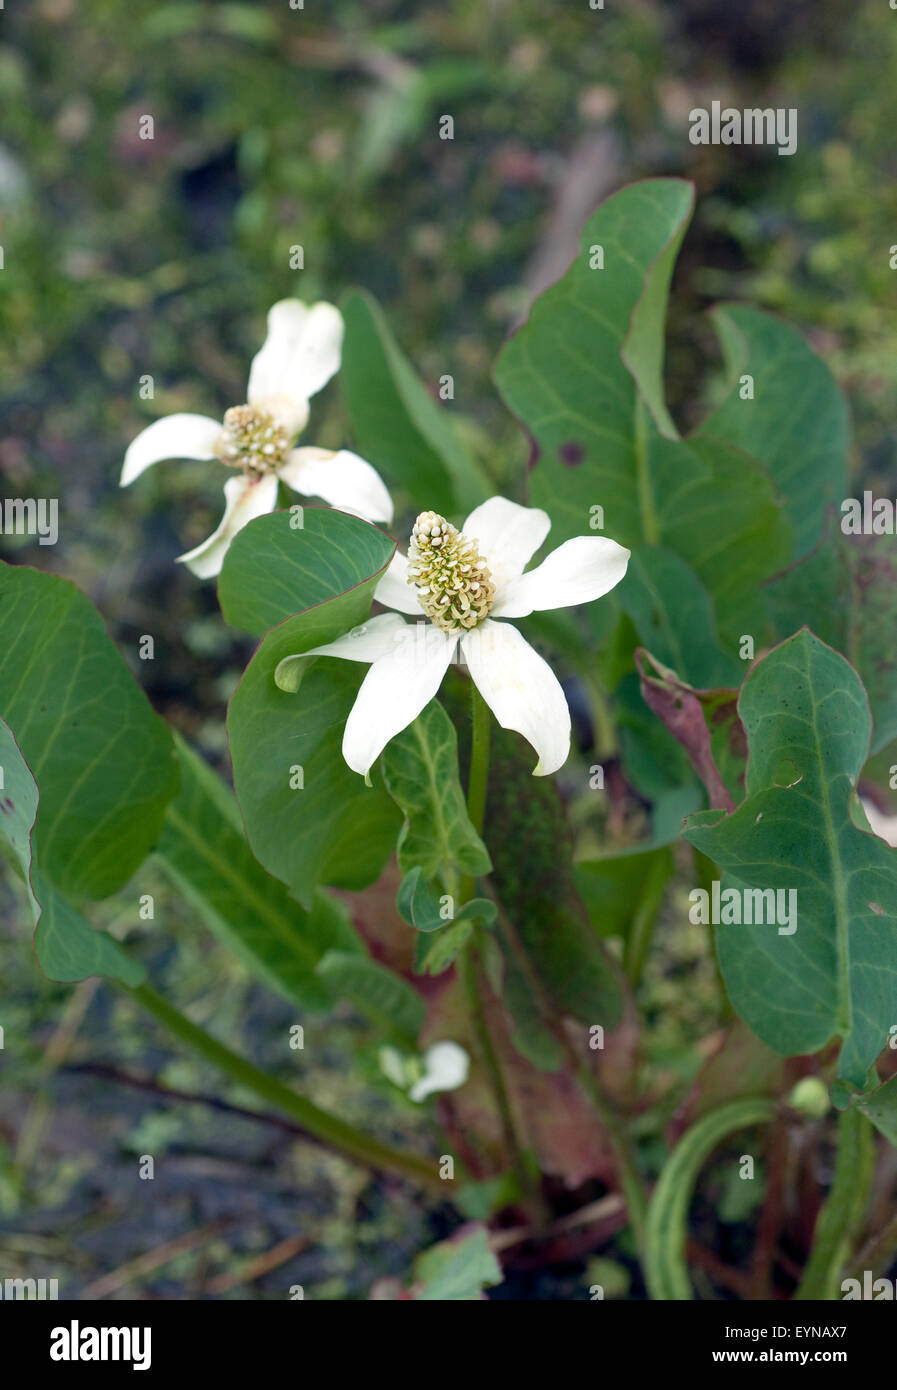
120,299,393,577
379,1042,470,1103
277,496,630,778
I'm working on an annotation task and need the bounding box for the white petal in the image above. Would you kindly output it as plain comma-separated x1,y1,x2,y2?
279,446,393,524
409,1042,470,1103
176,472,279,579
461,620,570,776
494,536,631,618
860,796,897,848
343,624,458,777
461,497,551,591
247,299,343,420
275,612,410,692
373,551,423,616
121,413,222,486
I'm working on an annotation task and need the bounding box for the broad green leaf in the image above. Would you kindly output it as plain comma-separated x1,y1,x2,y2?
382,701,491,881
156,736,364,1011
683,630,897,1087
495,179,694,546
619,549,741,689
645,1098,773,1300
315,950,425,1049
494,181,792,643
0,563,178,901
340,289,489,514
0,717,144,985
219,506,396,637
413,1224,502,1301
226,513,402,907
769,520,897,754
698,304,848,559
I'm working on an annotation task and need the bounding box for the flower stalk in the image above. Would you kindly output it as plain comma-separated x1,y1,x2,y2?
120,980,445,1195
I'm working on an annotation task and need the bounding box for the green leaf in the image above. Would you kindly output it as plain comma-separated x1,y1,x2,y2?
576,845,674,984
769,520,897,755
315,951,425,1049
413,918,474,976
619,548,741,689
697,304,848,559
683,629,897,1087
397,865,496,933
855,1075,897,1146
0,717,144,985
340,289,489,514
0,564,178,901
382,700,491,881
218,506,396,637
494,181,793,643
226,512,402,907
495,179,694,545
645,1098,773,1300
156,736,364,1011
413,1224,503,1301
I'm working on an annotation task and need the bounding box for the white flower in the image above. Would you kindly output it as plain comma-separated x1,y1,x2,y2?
120,299,393,577
380,1042,470,1103
276,496,630,778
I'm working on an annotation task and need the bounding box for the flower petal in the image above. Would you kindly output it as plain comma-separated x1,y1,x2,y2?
493,536,631,618
176,473,279,579
461,620,570,776
342,623,458,776
373,551,423,616
279,446,394,524
121,413,222,487
461,496,551,591
275,612,410,691
247,299,343,420
408,1042,470,1103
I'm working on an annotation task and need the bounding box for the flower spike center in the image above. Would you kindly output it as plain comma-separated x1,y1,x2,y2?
407,511,496,632
216,404,291,476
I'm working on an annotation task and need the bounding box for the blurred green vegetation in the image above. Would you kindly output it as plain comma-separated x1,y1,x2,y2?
2,0,896,1298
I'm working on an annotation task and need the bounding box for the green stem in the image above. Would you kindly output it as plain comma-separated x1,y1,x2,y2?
571,1050,649,1256
795,1105,874,1300
467,683,491,836
459,943,542,1220
459,682,491,905
457,684,541,1214
120,981,444,1195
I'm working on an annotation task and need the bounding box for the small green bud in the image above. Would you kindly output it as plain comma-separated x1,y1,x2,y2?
788,1076,830,1118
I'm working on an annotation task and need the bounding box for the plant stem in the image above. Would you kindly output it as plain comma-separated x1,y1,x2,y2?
795,1105,874,1299
467,682,491,834
119,980,444,1195
459,682,491,905
569,1050,649,1255
458,942,541,1219
457,683,542,1215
